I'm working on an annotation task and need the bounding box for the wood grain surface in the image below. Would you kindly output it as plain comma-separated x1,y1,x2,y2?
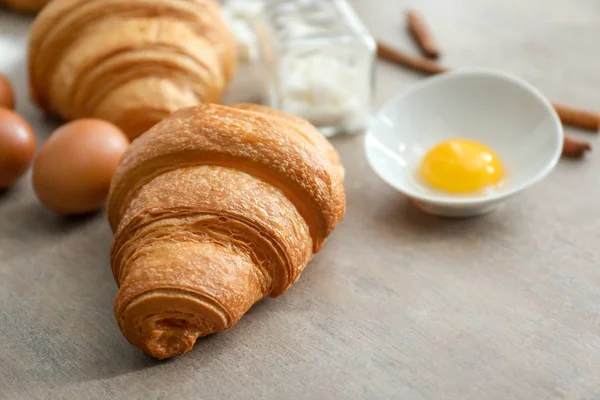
1,1,600,399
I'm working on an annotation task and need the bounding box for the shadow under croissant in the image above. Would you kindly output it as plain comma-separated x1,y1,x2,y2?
73,322,247,383
39,335,227,385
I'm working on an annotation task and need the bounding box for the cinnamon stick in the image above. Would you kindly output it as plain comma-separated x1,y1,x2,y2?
377,41,447,75
562,136,591,158
552,103,599,132
376,41,600,131
406,10,440,59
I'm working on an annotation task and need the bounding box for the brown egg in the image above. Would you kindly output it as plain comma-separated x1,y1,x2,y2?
0,108,37,189
32,119,129,215
0,74,15,110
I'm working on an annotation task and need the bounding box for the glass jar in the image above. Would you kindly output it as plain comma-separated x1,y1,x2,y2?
221,0,266,63
254,0,376,137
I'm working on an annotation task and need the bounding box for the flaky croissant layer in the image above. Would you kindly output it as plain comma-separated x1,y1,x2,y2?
108,104,345,359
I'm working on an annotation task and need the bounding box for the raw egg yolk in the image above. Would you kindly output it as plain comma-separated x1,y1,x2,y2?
420,139,504,193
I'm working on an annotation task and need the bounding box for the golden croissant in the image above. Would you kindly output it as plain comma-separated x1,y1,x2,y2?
28,0,236,139
0,0,48,13
107,103,346,359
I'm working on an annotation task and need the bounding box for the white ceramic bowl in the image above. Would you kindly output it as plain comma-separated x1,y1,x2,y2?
365,68,563,217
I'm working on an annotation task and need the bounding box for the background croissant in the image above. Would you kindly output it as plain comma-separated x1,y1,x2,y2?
107,103,346,359
28,0,236,139
0,0,48,13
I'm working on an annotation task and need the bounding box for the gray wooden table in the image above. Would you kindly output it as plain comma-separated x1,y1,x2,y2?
1,1,599,399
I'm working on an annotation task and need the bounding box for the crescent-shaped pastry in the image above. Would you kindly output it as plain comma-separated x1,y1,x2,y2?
107,103,346,359
28,0,236,139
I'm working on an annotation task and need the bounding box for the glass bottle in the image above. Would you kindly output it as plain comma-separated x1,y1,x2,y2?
254,0,376,137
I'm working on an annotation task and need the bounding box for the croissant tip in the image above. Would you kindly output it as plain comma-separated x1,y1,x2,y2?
142,318,201,360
